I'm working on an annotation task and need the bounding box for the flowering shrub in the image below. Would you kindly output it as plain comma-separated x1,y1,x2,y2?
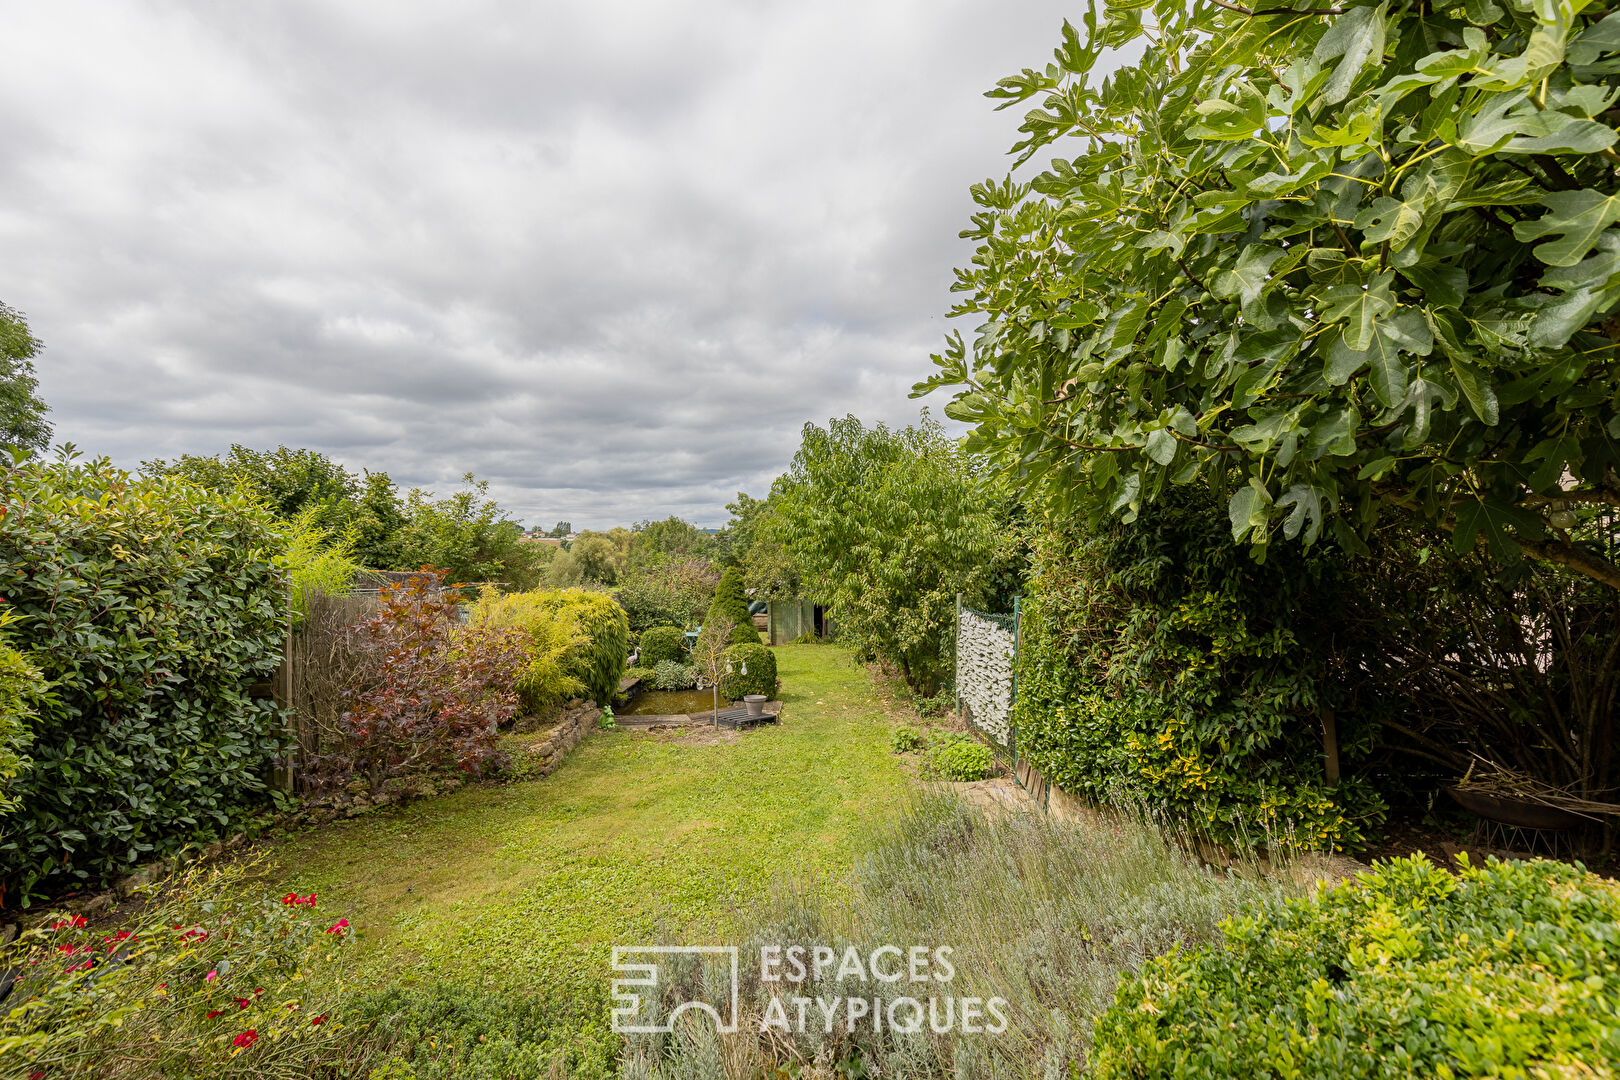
0,857,359,1078
1092,856,1620,1079
335,570,526,793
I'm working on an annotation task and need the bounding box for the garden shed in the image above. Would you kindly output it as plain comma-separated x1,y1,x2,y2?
766,597,829,645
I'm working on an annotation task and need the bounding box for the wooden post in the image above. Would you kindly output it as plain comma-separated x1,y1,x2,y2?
276,598,295,794
1322,708,1340,786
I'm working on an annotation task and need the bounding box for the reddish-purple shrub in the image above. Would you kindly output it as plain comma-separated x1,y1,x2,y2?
336,569,525,791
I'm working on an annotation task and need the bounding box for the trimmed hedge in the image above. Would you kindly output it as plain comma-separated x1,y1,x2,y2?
717,643,776,701
638,625,687,667
0,618,45,816
1092,855,1620,1079
707,567,760,646
0,455,288,897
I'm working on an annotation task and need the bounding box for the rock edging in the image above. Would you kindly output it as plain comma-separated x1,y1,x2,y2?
521,698,601,778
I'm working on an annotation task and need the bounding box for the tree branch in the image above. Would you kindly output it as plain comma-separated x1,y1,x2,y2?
1519,536,1620,592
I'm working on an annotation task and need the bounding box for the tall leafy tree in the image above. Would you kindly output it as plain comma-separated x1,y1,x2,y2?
770,414,1017,692
916,0,1620,588
0,305,51,455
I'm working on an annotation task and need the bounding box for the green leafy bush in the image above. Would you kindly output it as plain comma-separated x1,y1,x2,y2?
468,587,588,714
469,587,627,709
890,726,924,754
0,454,288,898
707,566,761,645
0,614,45,817
1,856,358,1078
1014,497,1386,850
1093,855,1620,1079
717,643,777,701
537,589,628,706
638,624,688,667
278,507,363,625
653,660,696,691
929,736,994,781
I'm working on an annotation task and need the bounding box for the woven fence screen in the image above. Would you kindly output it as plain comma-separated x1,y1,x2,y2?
957,606,1015,748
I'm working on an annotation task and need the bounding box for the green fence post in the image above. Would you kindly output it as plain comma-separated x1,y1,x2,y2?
954,593,962,718
1010,595,1020,782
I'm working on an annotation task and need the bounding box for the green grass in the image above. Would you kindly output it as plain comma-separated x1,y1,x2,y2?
266,645,909,1066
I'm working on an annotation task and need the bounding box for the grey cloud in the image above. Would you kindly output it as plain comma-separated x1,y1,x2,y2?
2,0,1072,527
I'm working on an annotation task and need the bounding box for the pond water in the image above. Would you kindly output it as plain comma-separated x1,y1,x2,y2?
619,688,722,716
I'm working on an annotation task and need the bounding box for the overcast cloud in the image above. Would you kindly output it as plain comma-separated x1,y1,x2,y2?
1,0,1067,528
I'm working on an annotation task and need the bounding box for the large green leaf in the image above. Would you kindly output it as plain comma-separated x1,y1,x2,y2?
1319,273,1396,350
1314,3,1390,106
1514,189,1620,266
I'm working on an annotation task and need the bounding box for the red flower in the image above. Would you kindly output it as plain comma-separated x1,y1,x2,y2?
310,1014,327,1026
325,918,349,934
233,997,251,1010
206,1010,223,1019
281,892,300,905
29,1071,43,1079
232,1029,258,1049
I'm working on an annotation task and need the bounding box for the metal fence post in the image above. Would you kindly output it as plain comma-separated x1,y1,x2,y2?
953,593,962,718
1010,596,1021,781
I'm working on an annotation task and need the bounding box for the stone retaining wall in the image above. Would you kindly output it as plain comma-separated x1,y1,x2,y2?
521,698,600,778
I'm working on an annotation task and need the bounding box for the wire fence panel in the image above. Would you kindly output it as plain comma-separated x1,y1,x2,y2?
957,605,1015,749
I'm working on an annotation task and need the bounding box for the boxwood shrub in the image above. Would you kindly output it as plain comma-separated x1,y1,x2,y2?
638,625,687,667
1091,855,1620,1079
717,643,776,701
0,455,288,898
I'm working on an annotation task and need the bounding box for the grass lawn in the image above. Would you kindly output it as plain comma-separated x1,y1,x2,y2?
266,644,910,1061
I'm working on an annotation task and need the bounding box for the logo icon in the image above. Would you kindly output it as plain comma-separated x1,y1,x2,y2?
610,946,740,1034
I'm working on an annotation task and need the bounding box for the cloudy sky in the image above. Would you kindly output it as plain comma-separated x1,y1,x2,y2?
2,1,1067,528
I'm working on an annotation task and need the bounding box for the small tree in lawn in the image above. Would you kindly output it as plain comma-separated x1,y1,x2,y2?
690,615,735,725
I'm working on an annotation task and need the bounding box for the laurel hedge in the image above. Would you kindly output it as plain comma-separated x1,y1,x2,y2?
0,455,288,899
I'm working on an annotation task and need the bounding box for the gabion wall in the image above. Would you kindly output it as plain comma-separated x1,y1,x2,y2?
957,609,1014,746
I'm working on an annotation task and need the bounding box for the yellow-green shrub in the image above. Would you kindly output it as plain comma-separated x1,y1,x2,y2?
1092,855,1620,1079
469,587,627,710
467,588,587,715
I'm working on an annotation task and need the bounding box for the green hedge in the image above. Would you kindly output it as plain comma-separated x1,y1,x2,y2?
1014,496,1387,850
535,590,628,706
1092,855,1620,1078
0,456,288,897
717,643,776,701
707,567,760,645
638,625,687,667
0,618,45,817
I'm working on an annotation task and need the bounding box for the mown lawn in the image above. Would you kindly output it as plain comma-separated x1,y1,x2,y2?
267,644,909,1063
